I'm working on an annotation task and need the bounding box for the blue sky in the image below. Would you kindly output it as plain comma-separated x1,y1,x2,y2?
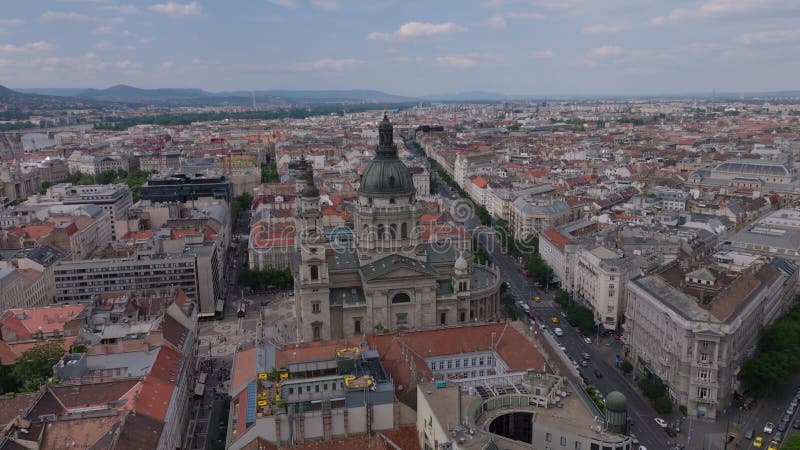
1,0,799,96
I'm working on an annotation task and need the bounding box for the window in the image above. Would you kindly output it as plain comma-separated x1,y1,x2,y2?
306,386,311,393
390,223,397,239
455,359,460,368
447,360,453,369
396,313,408,326
312,302,321,314
310,265,319,281
697,387,709,399
323,383,328,391
463,358,468,367
439,361,444,370
546,432,552,442
575,442,581,450
315,385,320,392
392,292,411,304
460,311,466,322
471,357,477,366
440,312,446,325
401,222,408,239
377,224,385,240
698,369,710,381
389,197,395,204
354,318,362,334
289,387,294,395
561,436,567,446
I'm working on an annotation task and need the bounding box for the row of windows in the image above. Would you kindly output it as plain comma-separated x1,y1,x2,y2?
286,381,345,395
433,355,492,371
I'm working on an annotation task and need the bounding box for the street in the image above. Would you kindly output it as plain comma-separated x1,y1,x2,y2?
431,165,677,449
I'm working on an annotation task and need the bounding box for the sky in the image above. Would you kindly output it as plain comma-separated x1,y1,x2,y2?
1,0,799,96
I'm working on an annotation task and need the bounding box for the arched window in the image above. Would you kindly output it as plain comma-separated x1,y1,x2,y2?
389,223,397,239
312,322,322,341
401,222,408,239
362,224,369,240
392,292,411,304
310,265,319,281
377,224,385,240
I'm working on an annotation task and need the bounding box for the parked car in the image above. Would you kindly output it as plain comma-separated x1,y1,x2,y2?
774,432,784,442
764,422,774,434
744,428,754,439
594,369,603,379
777,421,787,433
792,418,800,429
584,337,592,344
581,352,591,360
654,418,668,428
753,436,763,448
554,327,564,337
580,360,589,367
768,441,779,450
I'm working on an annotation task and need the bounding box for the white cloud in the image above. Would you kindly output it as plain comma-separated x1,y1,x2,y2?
95,40,114,50
159,60,175,71
149,1,203,18
533,0,583,9
582,24,628,34
651,0,797,25
102,4,139,14
435,55,477,69
530,50,555,58
40,11,125,24
311,0,339,11
286,58,364,71
480,0,505,8
0,41,55,53
368,22,467,41
0,19,26,26
32,52,141,72
266,0,297,7
591,45,624,57
92,26,114,35
737,28,800,44
487,11,545,29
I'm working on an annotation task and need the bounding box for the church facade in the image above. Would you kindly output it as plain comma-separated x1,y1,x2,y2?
293,115,502,342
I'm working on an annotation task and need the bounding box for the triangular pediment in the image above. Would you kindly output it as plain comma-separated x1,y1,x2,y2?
360,254,437,281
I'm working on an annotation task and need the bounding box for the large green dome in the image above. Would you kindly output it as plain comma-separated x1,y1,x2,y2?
359,114,415,196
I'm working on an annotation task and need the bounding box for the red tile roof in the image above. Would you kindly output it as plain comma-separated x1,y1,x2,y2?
541,228,571,252
134,376,174,421
0,304,86,340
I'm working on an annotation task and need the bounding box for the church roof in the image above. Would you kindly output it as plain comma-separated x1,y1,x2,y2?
360,253,437,281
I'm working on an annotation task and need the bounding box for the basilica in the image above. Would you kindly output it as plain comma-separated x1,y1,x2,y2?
293,114,502,342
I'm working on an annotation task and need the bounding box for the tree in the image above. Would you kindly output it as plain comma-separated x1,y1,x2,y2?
234,193,253,217
11,342,66,392
554,289,570,306
620,359,633,374
654,396,673,414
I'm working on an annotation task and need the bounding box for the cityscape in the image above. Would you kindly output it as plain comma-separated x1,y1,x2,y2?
2,1,800,450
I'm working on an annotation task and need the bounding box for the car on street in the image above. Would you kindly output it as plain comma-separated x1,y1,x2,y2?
782,413,791,423
744,428,754,439
638,447,647,450
580,360,589,367
774,432,784,442
764,422,774,434
777,421,787,432
654,418,668,428
793,418,800,429
560,311,567,317
581,352,590,360
584,337,592,344
753,436,763,448
554,327,564,337
558,344,567,352
551,317,559,324
768,441,779,450
534,296,541,302
593,369,603,379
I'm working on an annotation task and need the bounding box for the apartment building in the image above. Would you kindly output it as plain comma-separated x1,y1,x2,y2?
624,258,798,420
38,183,133,240
574,246,639,331
509,197,571,240
0,268,26,311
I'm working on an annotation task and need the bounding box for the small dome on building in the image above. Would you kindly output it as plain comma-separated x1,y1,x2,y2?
605,391,628,412
454,252,469,274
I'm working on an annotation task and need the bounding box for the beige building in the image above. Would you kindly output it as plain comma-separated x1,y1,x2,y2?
574,246,639,331
624,258,798,420
0,268,25,310
294,116,502,342
509,197,572,240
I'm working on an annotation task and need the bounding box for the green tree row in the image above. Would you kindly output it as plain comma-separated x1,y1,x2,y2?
261,162,280,183
238,267,293,291
739,302,800,395
636,378,673,414
47,169,156,201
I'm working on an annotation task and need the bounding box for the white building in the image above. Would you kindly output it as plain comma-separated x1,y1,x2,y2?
574,246,639,330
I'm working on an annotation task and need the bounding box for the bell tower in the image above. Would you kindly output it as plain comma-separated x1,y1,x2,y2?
294,157,331,342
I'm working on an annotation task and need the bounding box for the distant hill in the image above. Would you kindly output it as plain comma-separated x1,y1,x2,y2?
14,85,417,106
421,91,526,101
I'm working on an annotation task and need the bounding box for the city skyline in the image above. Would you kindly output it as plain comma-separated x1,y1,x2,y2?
1,0,800,96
